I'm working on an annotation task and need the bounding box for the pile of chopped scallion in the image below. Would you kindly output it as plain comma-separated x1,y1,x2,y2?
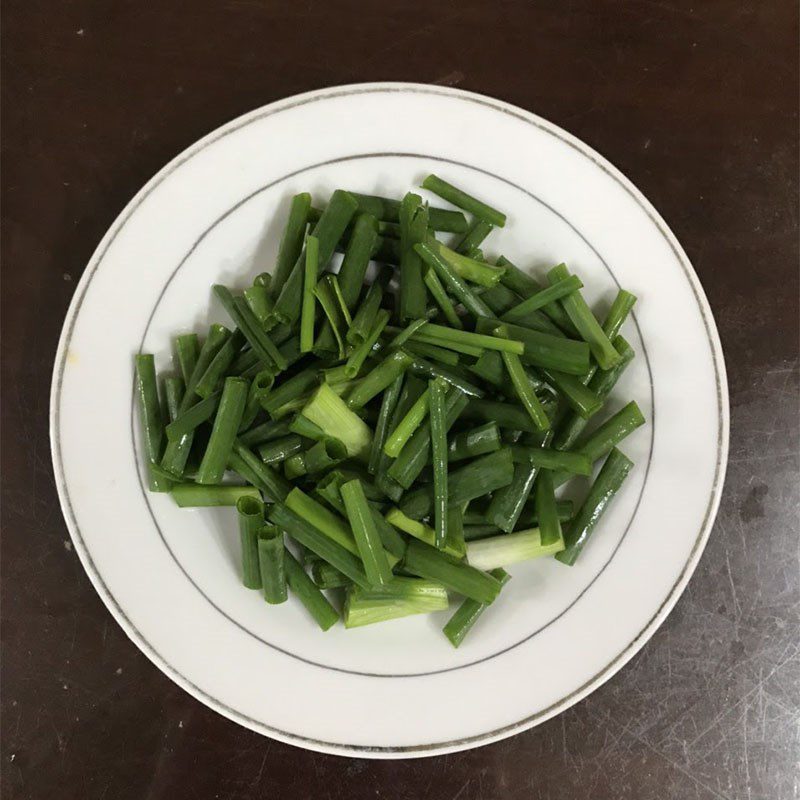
135,175,644,646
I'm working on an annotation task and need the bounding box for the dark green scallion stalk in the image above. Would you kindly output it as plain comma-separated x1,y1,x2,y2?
288,413,326,440
268,504,369,589
415,242,493,319
485,460,539,534
345,309,390,378
554,336,635,450
195,377,249,484
165,391,220,441
463,524,502,541
238,417,293,447
341,479,393,586
161,324,231,477
404,339,460,366
399,193,429,321
346,191,468,233
384,507,465,559
257,524,287,603
499,339,551,432
213,285,287,371
244,284,273,326
403,539,502,604
163,376,184,424
474,317,591,376
237,495,264,589
135,354,171,491
254,272,272,290
573,401,645,464
548,263,620,370
387,318,428,351
535,470,562,547
238,369,275,433
313,273,348,359
455,218,494,255
602,290,637,341
476,283,523,317
283,549,339,631
368,373,404,475
269,192,312,297
511,445,592,475
429,377,449,549
415,322,524,355
194,330,244,398
443,568,510,648
171,483,260,507
284,487,360,556
231,440,293,502
271,190,358,326
501,274,583,324
346,350,413,409
260,367,319,418
347,281,383,346
556,448,634,566
461,398,544,433
497,256,578,335
314,213,379,354
398,448,515,520
408,356,485,398
311,561,351,590
300,234,319,353
256,434,304,465
383,388,430,458
175,334,200,385
421,174,507,227
448,422,502,462
343,578,450,628
428,240,506,287
538,367,603,419
422,266,463,329
387,388,468,489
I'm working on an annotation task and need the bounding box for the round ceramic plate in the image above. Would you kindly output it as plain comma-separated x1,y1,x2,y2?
50,83,728,758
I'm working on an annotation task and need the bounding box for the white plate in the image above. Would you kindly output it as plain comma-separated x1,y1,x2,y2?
50,83,728,758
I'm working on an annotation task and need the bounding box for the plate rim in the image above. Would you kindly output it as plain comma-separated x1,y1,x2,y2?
49,81,730,758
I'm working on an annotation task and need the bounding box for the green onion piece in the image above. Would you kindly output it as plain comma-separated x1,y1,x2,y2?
346,350,413,409
368,374,404,475
194,331,244,398
237,495,264,589
423,266,463,329
398,193,429,321
341,479,393,586
135,354,171,491
344,578,449,628
501,274,583,323
455,219,494,255
270,192,312,297
165,391,220,441
301,383,373,460
300,234,319,352
171,484,260,507
283,549,339,630
443,568,510,648
239,417,293,447
195,377,248,484
256,434,304,465
345,309,390,378
175,334,200,385
535,470,562,547
311,561,351,590
429,240,506,287
548,263,621,370
385,508,465,559
347,281,383,346
466,527,564,571
383,388,430,458
346,191,468,233
285,487,359,556
230,440,293,502
448,423,502,462
429,377,449,549
415,242,493,319
244,284,274,326
421,174,507,227
398,448,515,520
512,445,592,475
404,339,461,366
403,540,501,604
258,524,287,603
313,273,347,359
556,448,634,566
499,345,550,432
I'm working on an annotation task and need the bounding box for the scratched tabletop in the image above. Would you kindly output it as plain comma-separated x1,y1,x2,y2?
2,2,798,798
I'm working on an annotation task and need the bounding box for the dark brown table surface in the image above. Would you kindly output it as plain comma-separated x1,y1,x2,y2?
2,2,798,798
